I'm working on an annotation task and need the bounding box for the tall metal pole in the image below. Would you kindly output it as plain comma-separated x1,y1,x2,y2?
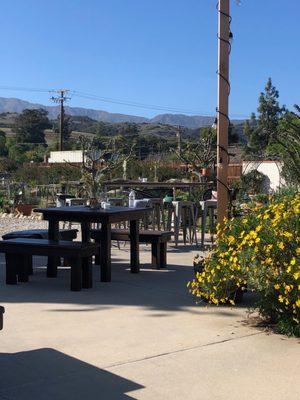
50,89,69,152
59,91,64,151
217,0,230,226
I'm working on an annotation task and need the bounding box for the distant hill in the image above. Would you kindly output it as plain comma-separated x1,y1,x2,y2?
0,96,243,128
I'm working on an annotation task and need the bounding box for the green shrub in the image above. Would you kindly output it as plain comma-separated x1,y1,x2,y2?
189,191,300,336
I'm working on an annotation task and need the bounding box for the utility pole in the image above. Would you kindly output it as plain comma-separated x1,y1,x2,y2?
50,89,70,151
216,0,230,226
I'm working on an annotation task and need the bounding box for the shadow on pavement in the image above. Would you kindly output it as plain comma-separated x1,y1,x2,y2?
0,253,253,315
0,348,143,400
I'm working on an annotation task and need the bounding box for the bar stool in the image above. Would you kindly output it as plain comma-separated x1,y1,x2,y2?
146,198,164,230
200,199,217,247
172,201,198,246
164,202,175,231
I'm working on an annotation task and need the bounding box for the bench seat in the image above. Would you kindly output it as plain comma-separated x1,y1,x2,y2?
91,228,172,269
2,229,78,275
0,238,98,291
2,228,78,241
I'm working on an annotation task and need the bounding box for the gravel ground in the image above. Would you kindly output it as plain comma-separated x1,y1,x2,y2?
0,214,48,238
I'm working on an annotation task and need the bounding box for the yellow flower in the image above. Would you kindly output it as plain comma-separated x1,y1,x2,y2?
296,299,300,308
293,272,300,280
290,258,296,266
228,235,235,244
274,284,280,290
278,295,284,303
278,242,285,250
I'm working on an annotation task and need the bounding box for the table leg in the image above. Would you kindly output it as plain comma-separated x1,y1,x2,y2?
201,205,207,248
209,207,214,243
47,219,59,277
81,221,91,243
159,242,167,268
82,257,93,288
80,221,93,286
130,219,139,273
100,221,111,282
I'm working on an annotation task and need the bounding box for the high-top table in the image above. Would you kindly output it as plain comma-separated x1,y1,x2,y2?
35,206,151,282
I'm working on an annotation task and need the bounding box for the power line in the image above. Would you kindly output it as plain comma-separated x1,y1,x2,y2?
0,85,213,115
71,90,205,115
0,84,249,119
0,86,50,93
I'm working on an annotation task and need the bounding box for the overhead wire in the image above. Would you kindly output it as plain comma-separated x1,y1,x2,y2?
0,85,249,119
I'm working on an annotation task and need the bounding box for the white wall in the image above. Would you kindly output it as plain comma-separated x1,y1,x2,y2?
48,151,84,164
242,161,285,192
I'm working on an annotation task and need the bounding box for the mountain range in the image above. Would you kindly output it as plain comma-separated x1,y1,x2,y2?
0,96,222,128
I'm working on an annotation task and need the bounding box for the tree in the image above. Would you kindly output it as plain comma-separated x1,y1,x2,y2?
95,121,111,136
175,130,216,181
244,78,285,157
15,109,51,144
257,78,285,145
273,105,300,184
77,136,135,197
0,130,8,156
0,157,18,173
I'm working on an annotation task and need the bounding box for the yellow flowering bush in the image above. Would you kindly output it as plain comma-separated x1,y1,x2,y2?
189,191,300,336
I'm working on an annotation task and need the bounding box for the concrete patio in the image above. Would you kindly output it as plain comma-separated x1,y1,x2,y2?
0,244,299,400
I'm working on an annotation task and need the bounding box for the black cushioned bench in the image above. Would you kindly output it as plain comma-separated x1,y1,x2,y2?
0,238,98,291
91,229,172,269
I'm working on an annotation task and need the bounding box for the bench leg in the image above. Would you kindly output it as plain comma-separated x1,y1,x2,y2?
27,255,33,275
70,258,82,291
100,222,111,282
82,257,93,289
130,220,139,273
5,254,18,284
47,257,59,278
151,243,160,269
94,238,101,265
17,256,29,283
159,242,167,268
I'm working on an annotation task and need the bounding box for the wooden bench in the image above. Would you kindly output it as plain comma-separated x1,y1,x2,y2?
0,238,98,291
2,229,78,275
91,229,172,269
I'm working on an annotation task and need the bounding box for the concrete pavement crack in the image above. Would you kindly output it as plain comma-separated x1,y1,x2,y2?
105,331,264,370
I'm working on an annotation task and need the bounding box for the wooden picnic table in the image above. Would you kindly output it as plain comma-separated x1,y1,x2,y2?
35,205,151,282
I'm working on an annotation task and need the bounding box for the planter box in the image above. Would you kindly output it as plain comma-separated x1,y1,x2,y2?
16,204,36,216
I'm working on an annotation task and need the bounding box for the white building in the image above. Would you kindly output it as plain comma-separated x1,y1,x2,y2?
48,150,84,164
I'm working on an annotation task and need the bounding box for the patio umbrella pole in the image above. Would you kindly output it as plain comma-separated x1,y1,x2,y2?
216,0,230,226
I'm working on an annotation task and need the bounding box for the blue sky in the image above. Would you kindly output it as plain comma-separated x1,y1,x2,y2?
1,0,299,119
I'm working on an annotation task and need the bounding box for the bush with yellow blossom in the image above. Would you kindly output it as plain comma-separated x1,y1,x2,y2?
189,191,300,336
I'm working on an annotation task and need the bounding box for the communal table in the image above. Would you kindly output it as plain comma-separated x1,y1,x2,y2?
35,206,151,282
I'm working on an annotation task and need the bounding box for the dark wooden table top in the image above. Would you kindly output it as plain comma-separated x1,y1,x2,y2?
35,205,152,223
